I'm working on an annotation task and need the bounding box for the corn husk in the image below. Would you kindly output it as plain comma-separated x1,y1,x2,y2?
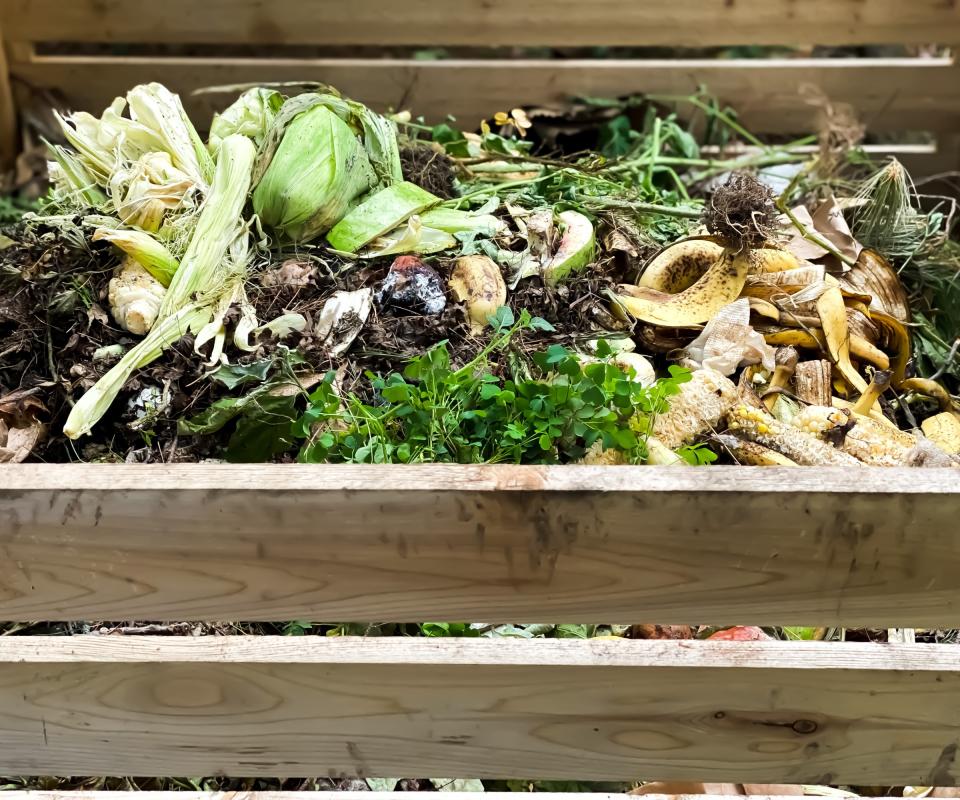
56,83,212,188
360,215,456,258
46,141,108,208
108,151,197,231
419,206,507,237
209,87,283,153
64,134,256,439
92,227,179,287
326,181,440,253
253,92,402,242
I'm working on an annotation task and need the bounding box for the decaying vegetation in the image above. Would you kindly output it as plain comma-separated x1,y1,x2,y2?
1,84,958,468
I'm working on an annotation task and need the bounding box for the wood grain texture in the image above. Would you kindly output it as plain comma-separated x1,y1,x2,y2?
0,637,958,782
9,56,959,134
1,465,959,625
1,0,958,46
0,27,16,169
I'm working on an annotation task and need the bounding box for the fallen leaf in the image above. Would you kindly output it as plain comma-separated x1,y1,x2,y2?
0,388,47,463
0,417,44,463
707,626,772,641
811,196,862,263
629,624,694,640
87,303,109,327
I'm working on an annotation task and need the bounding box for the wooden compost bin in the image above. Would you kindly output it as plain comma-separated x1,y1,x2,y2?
2,1,960,796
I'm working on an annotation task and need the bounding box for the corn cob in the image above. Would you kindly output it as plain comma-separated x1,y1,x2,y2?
651,368,738,449
790,404,936,467
726,404,862,466
711,433,798,466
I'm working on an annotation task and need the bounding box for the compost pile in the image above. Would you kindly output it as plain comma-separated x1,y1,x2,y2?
1,83,959,467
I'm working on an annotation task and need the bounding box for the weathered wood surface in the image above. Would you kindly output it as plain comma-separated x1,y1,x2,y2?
9,55,959,133
0,637,958,782
1,464,959,625
1,0,958,46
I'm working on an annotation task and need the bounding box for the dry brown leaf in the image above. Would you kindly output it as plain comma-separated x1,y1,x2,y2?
811,197,862,263
629,624,694,640
0,388,48,463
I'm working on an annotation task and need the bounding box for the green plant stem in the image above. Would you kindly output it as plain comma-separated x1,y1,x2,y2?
646,93,767,149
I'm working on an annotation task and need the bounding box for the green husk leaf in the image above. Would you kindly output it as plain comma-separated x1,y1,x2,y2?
209,87,284,153
418,206,507,237
326,181,440,252
92,227,180,286
253,101,377,242
360,215,457,258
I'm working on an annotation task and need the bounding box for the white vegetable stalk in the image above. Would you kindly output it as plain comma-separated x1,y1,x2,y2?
107,258,166,335
64,134,257,439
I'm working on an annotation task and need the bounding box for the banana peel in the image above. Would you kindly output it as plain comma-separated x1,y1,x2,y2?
639,239,725,292
761,328,890,371
922,413,960,454
816,283,868,394
613,249,750,327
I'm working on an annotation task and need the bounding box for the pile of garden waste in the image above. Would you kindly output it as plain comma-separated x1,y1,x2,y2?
1,82,958,467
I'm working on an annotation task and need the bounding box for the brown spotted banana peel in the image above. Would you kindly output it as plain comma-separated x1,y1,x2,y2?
612,248,751,327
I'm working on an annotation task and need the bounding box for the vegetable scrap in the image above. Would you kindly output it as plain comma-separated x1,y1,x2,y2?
1,83,958,466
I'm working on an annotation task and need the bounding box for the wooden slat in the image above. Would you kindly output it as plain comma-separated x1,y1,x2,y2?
0,28,17,170
2,464,960,625
8,55,959,134
1,0,958,46
0,637,958,782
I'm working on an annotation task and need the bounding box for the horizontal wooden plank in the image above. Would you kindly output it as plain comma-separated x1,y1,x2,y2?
0,637,958,782
1,0,959,46
1,464,959,625
9,55,959,134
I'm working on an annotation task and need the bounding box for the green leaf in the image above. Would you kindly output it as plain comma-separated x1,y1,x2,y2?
529,316,556,332
432,123,471,157
226,393,299,463
488,305,515,331
211,358,275,390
